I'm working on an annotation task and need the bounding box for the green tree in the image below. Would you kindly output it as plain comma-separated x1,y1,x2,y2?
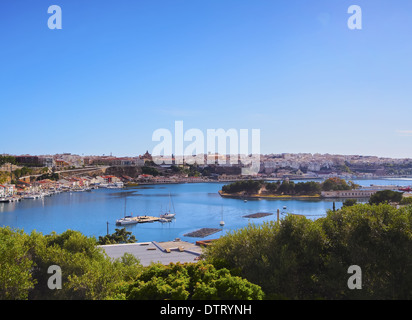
98,228,137,245
141,165,160,176
221,180,262,194
400,197,412,205
205,217,325,299
126,262,264,300
0,227,35,299
205,204,412,299
0,227,143,300
369,190,403,205
320,204,412,299
0,171,9,184
26,229,141,300
0,155,16,166
321,177,353,191
343,199,357,207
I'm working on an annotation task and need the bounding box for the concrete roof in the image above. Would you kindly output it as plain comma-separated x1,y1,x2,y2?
99,240,203,266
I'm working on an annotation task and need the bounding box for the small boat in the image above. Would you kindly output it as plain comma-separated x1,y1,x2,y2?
116,216,138,226
23,194,42,199
116,198,138,225
160,192,176,219
160,213,176,219
220,206,225,226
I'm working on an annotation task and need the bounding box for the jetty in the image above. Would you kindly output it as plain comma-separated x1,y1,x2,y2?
134,215,162,223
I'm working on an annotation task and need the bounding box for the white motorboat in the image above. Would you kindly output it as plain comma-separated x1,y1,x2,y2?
23,194,43,200
116,216,138,226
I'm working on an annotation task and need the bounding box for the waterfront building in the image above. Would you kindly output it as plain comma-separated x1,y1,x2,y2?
321,190,377,198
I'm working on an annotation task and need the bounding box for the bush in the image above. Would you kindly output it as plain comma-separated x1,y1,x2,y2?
221,180,262,194
126,262,264,300
400,197,412,205
0,228,142,300
369,190,403,205
205,203,412,299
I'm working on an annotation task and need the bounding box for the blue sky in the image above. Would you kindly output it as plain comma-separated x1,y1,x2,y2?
1,0,412,158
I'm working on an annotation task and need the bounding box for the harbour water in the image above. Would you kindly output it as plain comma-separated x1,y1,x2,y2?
0,179,411,243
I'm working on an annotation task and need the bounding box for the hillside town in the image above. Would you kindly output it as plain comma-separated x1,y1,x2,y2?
1,151,412,202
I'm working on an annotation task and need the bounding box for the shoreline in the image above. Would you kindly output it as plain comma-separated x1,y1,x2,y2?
218,190,322,200
131,175,412,187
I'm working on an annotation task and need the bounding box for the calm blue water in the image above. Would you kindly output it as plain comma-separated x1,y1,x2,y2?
0,179,411,243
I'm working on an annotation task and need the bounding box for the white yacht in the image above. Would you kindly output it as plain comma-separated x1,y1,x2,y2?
160,192,176,219
116,198,138,225
160,212,176,219
116,216,138,226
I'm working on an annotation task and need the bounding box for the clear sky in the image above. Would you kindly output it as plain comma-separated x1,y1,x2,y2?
1,0,412,158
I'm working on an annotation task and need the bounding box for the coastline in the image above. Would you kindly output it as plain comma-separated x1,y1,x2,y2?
218,190,322,200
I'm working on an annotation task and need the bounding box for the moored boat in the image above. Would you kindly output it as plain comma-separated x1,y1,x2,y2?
116,216,138,226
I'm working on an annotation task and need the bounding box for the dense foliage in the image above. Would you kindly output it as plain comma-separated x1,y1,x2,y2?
0,156,16,166
126,262,264,300
0,228,142,300
0,228,262,300
401,197,412,205
36,173,59,181
221,178,358,196
221,180,263,194
141,165,160,176
205,203,412,299
369,190,403,205
98,228,137,245
2,202,412,300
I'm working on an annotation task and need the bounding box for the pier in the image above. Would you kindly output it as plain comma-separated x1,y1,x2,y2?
123,215,162,223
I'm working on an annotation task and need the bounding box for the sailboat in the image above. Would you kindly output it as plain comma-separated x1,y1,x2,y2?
160,193,176,219
220,206,225,226
116,198,138,226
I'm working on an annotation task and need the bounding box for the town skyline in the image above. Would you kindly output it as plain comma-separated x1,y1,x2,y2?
3,150,412,160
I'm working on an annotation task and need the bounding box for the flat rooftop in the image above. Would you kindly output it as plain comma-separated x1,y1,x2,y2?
99,240,203,266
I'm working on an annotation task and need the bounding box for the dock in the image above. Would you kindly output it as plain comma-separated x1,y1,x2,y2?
130,215,162,223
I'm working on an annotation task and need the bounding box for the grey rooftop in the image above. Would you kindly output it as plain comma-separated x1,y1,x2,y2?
99,240,203,266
